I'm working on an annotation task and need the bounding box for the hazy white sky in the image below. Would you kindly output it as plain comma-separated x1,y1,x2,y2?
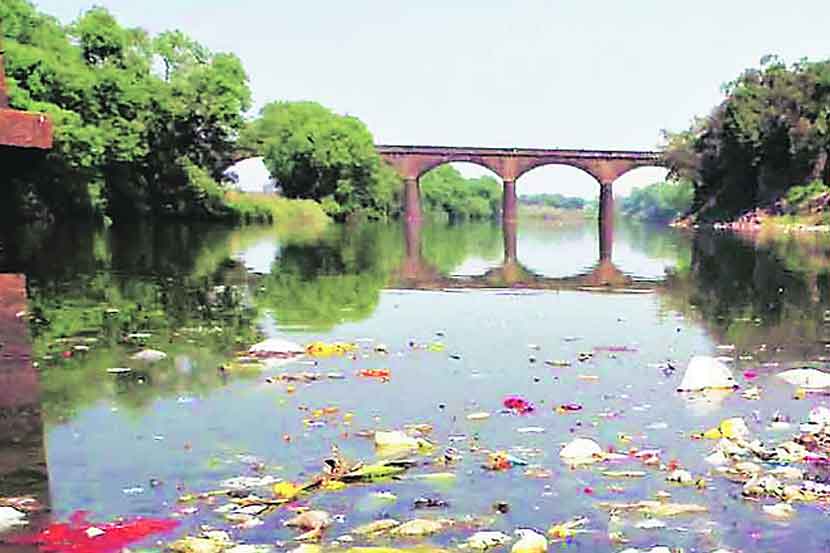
33,0,830,197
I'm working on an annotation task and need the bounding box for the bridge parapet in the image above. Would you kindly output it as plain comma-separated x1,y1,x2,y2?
376,144,663,183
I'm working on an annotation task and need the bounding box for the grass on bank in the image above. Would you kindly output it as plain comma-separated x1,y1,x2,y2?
224,191,330,234
753,181,830,229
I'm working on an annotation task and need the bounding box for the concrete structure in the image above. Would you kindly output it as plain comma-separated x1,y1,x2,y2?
0,36,53,151
377,145,665,236
0,275,49,509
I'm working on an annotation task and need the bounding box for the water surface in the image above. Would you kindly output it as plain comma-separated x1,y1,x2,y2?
2,218,830,551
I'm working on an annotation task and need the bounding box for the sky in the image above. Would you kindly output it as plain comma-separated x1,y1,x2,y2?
32,0,830,197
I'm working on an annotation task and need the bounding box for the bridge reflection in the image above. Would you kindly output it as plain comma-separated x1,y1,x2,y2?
392,217,661,292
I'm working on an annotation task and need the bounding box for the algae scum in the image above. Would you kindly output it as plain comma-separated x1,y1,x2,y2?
4,220,830,552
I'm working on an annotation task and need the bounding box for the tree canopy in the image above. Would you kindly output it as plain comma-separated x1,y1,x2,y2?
664,56,830,221
519,193,586,210
619,180,694,223
241,101,400,221
419,165,501,220
2,0,252,221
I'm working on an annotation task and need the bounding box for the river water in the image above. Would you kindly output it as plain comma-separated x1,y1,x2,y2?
2,218,830,551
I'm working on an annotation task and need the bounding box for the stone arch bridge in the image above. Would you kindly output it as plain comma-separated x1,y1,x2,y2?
376,145,665,223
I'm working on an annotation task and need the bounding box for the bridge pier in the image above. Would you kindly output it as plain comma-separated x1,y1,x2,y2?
502,179,517,223
503,217,518,263
598,183,614,261
404,177,422,222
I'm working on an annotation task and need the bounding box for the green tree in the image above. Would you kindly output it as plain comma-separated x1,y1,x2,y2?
419,165,501,220
2,1,252,222
664,56,830,221
620,179,694,223
245,101,399,220
520,193,585,210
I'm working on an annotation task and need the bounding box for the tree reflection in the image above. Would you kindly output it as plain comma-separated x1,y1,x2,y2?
660,231,830,359
254,223,404,330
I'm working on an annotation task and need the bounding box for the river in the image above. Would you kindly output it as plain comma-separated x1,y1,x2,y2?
1,217,830,551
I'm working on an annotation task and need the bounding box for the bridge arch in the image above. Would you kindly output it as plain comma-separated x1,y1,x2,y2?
514,158,605,186
389,154,505,181
514,162,606,193
416,158,504,181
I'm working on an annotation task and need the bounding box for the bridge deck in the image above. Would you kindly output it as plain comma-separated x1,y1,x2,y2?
375,144,662,160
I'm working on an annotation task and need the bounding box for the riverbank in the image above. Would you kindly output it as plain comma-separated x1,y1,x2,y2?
224,191,330,234
674,202,830,234
518,204,590,223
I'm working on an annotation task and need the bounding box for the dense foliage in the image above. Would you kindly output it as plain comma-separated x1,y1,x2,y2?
419,165,501,220
664,56,830,221
619,179,694,223
240,101,401,221
519,193,585,210
1,1,273,222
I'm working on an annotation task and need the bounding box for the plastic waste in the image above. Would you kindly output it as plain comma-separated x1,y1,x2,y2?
286,510,332,540
597,500,707,517
560,438,603,464
511,529,547,553
634,518,666,529
9,511,179,552
220,475,280,490
359,368,391,379
0,506,26,532
130,348,167,362
777,368,830,389
306,341,357,357
741,386,761,400
169,532,232,553
374,430,432,451
352,519,401,536
289,547,321,553
697,417,751,441
485,451,528,471
248,338,305,358
677,356,737,391
413,496,448,509
547,516,589,540
393,518,446,536
809,406,830,425
463,531,512,550
666,469,693,484
285,510,332,531
273,481,303,500
763,502,795,518
0,496,43,513
341,462,408,481
503,396,534,414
